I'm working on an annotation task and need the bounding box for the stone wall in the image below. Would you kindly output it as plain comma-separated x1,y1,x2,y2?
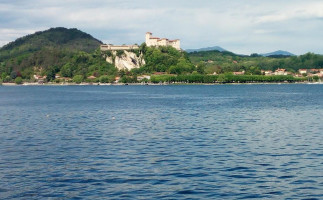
100,44,139,51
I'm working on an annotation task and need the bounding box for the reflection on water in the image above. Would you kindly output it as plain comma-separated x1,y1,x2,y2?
0,84,322,199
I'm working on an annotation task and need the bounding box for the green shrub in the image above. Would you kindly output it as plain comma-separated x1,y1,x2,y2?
73,75,83,84
99,75,115,83
4,76,11,82
105,50,112,57
116,50,125,57
313,76,319,82
15,77,23,84
99,75,109,83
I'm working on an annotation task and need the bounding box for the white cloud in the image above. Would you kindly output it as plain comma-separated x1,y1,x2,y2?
0,28,42,47
255,1,323,23
0,0,323,55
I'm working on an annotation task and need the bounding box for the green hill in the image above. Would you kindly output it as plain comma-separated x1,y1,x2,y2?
1,27,102,56
0,27,103,76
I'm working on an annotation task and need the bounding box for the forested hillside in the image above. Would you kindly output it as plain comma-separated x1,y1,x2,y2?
188,50,323,74
130,44,194,74
1,27,102,57
0,27,103,79
0,27,322,84
0,27,193,83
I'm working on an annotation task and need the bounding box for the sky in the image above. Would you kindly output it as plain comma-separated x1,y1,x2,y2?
1,0,323,55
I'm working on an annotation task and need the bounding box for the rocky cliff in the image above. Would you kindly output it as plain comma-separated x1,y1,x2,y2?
105,50,145,71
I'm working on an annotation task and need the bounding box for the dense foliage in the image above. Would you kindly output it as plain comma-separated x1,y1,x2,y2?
0,27,321,84
188,50,323,74
150,74,305,84
1,27,102,59
131,44,194,74
0,27,117,82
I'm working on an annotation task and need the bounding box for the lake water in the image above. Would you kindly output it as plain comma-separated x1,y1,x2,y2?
0,84,322,199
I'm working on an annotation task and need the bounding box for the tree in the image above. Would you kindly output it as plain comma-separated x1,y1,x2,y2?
99,75,114,83
15,77,23,84
250,53,262,57
313,76,319,82
197,62,206,74
46,68,56,82
4,76,11,82
246,66,261,75
10,71,17,79
73,75,83,84
21,68,33,79
169,65,183,75
217,74,227,83
119,69,126,77
60,63,73,77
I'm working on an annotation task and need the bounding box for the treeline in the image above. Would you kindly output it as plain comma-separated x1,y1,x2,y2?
0,43,196,83
150,74,306,84
188,51,323,74
0,50,118,83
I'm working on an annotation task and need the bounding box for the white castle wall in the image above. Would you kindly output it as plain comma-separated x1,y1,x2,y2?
101,33,181,51
145,32,181,50
100,44,139,51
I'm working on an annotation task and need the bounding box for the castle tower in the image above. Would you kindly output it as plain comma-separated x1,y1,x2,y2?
145,32,152,46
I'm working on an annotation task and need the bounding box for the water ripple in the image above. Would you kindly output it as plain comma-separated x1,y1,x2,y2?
0,85,322,199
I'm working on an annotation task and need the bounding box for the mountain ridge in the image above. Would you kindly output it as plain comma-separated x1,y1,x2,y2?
185,46,227,53
261,50,295,57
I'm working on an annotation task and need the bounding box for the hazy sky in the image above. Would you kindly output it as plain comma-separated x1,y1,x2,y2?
1,0,323,55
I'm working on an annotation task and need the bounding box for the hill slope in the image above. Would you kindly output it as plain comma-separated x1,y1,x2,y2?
1,27,102,54
0,27,102,72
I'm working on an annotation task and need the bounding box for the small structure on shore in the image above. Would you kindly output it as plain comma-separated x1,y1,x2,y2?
274,68,288,75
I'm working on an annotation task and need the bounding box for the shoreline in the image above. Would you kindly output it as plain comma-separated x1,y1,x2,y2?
1,81,322,86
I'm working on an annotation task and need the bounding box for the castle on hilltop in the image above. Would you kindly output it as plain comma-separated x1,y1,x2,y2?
100,32,181,51
145,32,180,50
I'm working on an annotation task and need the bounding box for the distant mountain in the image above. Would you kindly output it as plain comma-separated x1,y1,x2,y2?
261,50,295,57
185,46,227,53
0,27,102,71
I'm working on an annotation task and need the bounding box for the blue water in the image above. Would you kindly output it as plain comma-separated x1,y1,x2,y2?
0,84,322,199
